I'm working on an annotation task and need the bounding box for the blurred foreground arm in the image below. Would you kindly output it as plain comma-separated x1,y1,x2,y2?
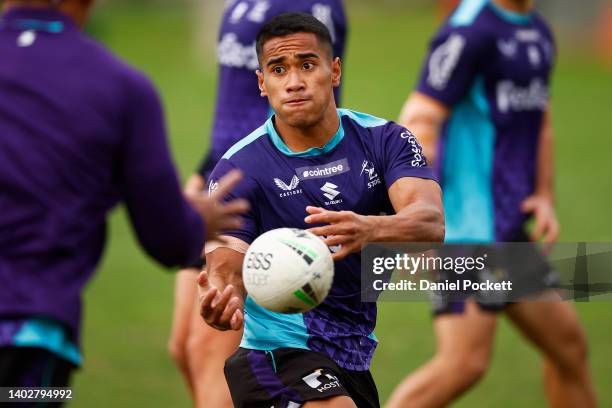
119,73,248,267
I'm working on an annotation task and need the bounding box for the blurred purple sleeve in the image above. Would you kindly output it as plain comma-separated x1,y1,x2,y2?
416,25,490,107
117,71,204,267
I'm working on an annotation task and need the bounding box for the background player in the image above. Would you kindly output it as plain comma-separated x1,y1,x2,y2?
385,1,597,407
167,1,347,406
199,13,444,407
0,0,246,391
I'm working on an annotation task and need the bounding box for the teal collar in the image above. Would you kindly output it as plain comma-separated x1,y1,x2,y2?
266,110,344,157
488,1,533,25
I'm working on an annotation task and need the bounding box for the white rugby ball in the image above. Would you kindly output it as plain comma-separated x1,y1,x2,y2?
243,228,334,314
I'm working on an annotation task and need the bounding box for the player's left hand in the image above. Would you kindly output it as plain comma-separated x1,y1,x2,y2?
198,269,244,331
521,194,560,244
304,206,376,261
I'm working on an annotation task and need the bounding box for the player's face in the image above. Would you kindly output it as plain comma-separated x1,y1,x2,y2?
257,33,341,128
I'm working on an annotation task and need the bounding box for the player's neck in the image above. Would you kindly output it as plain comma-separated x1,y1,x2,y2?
273,105,341,153
492,0,533,14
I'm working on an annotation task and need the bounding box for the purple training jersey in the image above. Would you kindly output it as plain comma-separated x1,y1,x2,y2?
199,0,347,177
208,109,436,370
416,0,555,242
0,8,205,349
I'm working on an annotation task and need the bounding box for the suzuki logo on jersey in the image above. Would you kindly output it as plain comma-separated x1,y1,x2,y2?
302,369,341,393
296,159,350,180
320,182,342,205
496,79,548,113
274,175,302,198
361,160,382,189
427,33,465,91
321,182,340,200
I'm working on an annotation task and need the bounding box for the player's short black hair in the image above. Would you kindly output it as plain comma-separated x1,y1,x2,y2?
256,13,333,62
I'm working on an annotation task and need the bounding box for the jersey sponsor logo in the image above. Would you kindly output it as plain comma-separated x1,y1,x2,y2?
496,79,548,113
229,1,249,23
497,38,518,58
401,131,427,167
360,160,381,189
515,29,541,43
312,4,337,43
17,30,36,47
296,159,350,180
274,175,303,198
320,182,340,201
274,175,300,191
302,369,341,393
247,1,271,23
427,33,466,91
527,45,541,67
217,33,259,70
228,1,271,24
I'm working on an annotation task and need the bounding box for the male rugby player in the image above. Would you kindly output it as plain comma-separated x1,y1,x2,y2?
386,1,597,407
168,1,346,406
198,13,444,407
0,0,246,390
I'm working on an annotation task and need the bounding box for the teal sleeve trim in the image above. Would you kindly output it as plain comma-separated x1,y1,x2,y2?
222,123,268,159
450,0,488,27
337,108,388,128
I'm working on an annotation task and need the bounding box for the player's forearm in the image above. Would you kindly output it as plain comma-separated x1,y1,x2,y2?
206,249,247,299
368,202,445,243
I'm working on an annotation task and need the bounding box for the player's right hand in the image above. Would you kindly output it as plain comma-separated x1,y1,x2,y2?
198,269,244,331
186,170,250,242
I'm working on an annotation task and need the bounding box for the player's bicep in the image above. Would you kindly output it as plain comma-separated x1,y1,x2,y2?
388,177,443,214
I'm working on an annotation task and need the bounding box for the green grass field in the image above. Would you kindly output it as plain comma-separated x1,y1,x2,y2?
70,3,612,407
